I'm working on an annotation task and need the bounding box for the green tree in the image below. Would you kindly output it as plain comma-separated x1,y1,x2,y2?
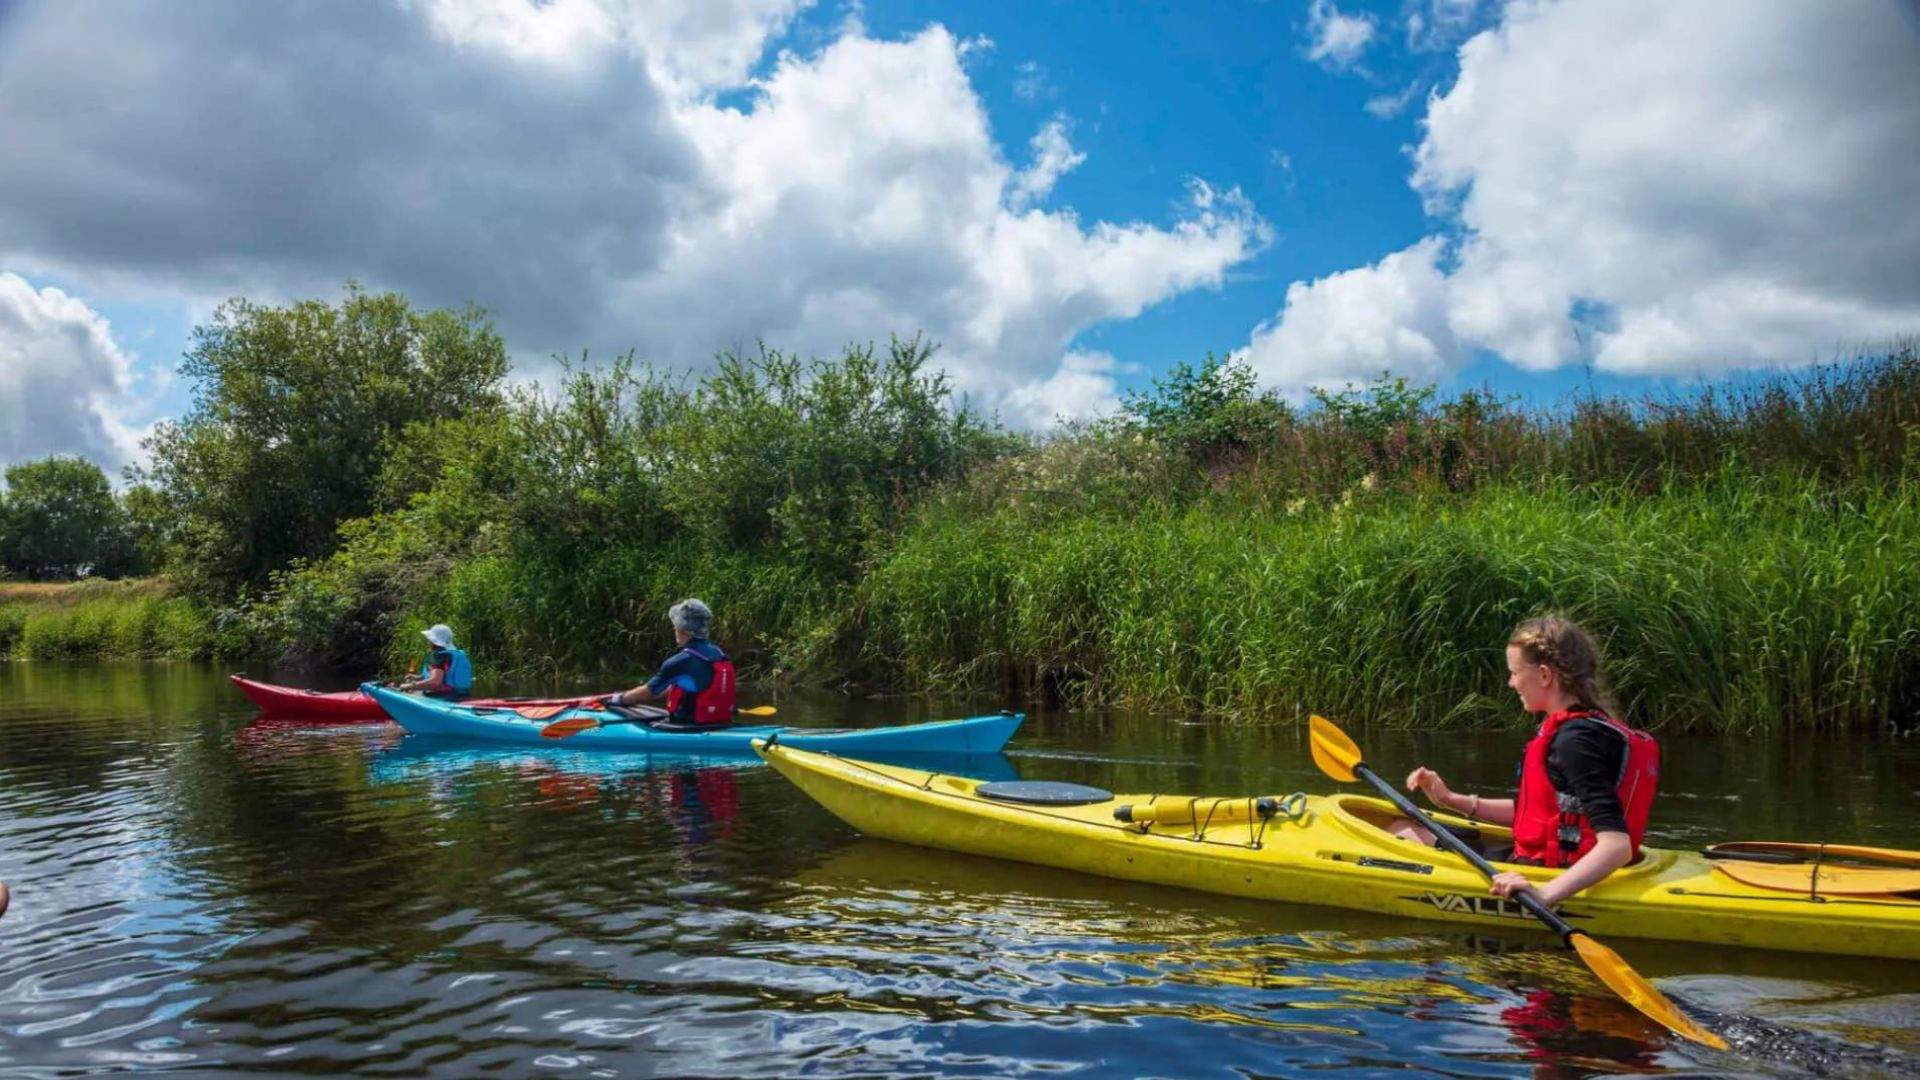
114,483,174,576
1120,353,1289,464
0,456,126,579
670,338,1008,574
139,284,510,597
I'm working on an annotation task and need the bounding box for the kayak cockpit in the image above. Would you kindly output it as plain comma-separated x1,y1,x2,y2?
1321,794,1678,882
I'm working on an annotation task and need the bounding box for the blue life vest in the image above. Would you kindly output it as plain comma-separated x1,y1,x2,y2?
421,646,474,695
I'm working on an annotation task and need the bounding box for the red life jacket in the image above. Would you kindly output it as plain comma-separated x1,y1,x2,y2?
1510,709,1659,868
663,645,737,726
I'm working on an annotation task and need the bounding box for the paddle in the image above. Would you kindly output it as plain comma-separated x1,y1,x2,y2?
539,703,779,739
1306,714,1727,1050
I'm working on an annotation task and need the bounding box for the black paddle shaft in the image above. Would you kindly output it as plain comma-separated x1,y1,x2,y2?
1351,761,1579,942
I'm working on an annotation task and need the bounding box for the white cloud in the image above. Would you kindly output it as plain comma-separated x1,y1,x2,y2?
1239,237,1457,394
1245,0,1920,393
1305,0,1377,72
0,274,144,470
1009,117,1088,209
611,26,1267,405
414,0,811,95
0,2,1264,436
1002,350,1132,429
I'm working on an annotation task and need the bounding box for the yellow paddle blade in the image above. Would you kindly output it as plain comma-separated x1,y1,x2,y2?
539,716,602,739
1307,714,1362,782
1712,859,1920,896
737,705,778,717
1570,933,1727,1050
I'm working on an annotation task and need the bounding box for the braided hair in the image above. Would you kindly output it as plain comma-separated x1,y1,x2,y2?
1508,615,1616,715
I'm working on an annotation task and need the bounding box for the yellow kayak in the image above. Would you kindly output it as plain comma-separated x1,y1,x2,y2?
755,741,1920,961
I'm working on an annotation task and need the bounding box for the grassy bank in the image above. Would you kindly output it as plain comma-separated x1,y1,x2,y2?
229,348,1918,733
0,578,216,660
852,473,1920,732
21,336,1918,733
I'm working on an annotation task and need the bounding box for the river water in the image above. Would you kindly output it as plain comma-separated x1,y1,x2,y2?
1,663,1917,1078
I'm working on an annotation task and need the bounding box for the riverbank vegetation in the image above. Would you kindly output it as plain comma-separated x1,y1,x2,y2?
0,579,212,660
6,283,1915,731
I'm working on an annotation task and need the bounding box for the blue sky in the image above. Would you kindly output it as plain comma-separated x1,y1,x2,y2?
2,0,1916,474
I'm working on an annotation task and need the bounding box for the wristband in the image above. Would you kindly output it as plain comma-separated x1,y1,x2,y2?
1467,794,1480,821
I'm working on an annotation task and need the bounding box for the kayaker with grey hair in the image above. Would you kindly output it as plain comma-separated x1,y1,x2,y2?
605,599,738,727
401,623,474,699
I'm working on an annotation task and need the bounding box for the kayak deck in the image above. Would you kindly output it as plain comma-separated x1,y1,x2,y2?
756,742,1920,961
365,683,1022,755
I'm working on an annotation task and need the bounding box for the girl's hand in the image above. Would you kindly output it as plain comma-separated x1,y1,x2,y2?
1405,767,1454,807
1490,871,1540,902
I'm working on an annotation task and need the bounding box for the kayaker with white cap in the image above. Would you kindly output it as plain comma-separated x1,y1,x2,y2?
604,599,737,727
400,623,474,700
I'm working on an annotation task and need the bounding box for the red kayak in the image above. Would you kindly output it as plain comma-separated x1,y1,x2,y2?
229,675,596,723
229,675,389,721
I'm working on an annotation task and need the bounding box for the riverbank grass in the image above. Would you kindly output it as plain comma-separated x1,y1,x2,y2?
0,578,214,659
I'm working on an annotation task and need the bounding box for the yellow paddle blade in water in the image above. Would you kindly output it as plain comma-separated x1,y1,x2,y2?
737,705,778,717
1571,933,1728,1050
1308,714,1362,782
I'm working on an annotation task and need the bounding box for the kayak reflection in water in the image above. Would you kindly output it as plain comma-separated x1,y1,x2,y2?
1390,616,1660,910
604,599,737,727
399,623,474,700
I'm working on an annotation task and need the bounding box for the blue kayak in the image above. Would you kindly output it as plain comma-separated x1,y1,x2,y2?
366,736,1020,784
362,683,1024,755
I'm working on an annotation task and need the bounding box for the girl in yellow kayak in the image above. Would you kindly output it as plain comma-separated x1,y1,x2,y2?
1393,616,1659,908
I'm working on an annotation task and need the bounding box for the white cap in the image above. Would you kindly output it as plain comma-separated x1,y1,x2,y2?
422,624,455,648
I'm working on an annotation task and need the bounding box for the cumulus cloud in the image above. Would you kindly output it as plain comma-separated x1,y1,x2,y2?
1239,237,1456,394
596,24,1267,399
0,1,1263,431
414,0,808,94
0,274,144,470
1305,0,1377,72
1001,350,1133,429
1245,0,1920,394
